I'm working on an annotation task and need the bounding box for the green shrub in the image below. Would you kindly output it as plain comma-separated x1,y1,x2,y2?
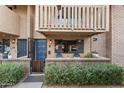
0,63,25,87
45,63,124,86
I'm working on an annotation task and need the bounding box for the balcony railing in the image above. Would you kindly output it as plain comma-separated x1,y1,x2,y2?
35,5,109,32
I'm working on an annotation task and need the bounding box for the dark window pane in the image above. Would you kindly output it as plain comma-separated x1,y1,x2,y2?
17,39,27,57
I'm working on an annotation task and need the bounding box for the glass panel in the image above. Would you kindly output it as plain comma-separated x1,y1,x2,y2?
17,39,27,58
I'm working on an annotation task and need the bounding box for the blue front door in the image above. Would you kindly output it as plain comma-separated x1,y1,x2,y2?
35,39,47,61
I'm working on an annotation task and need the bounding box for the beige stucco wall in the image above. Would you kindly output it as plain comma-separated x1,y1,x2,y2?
0,6,20,36
91,33,107,57
47,37,91,58
12,5,28,39
111,5,124,66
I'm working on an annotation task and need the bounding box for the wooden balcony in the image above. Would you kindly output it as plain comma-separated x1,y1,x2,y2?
35,5,110,36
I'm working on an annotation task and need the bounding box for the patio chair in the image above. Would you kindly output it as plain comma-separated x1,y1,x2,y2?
73,50,80,58
56,48,63,58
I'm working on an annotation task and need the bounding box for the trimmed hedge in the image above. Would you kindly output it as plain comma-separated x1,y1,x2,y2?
45,63,124,85
0,63,25,87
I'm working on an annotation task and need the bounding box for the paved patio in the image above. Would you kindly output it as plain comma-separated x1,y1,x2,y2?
13,74,44,88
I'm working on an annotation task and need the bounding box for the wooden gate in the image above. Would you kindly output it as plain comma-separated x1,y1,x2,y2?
30,39,47,72
32,61,45,72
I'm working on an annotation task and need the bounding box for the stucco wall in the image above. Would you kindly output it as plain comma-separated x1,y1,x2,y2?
111,5,124,66
91,33,107,57
0,6,20,36
13,6,28,39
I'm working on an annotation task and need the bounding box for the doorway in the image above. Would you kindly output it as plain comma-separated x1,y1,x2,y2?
32,39,47,72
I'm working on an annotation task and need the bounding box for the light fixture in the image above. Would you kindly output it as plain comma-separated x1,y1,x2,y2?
12,39,16,44
49,39,53,46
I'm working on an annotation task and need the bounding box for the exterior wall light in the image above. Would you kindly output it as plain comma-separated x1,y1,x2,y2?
12,39,16,44
49,39,53,46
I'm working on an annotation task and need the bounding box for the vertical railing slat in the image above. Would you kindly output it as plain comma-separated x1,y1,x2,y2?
94,6,97,30
72,6,74,30
75,6,77,28
48,6,51,29
82,7,85,29
39,6,43,28
106,6,109,31
51,6,54,28
55,6,58,28
35,5,39,30
90,6,94,29
98,6,101,29
64,6,66,28
68,6,70,28
44,6,47,28
59,7,62,28
86,6,89,29
102,6,105,29
78,6,81,28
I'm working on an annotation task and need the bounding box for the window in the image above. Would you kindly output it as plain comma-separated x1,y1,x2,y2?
55,40,84,53
0,39,10,59
17,39,27,57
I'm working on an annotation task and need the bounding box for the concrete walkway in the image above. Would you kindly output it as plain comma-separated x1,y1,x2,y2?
13,74,44,88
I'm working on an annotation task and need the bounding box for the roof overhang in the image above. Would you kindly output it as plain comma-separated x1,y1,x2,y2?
0,31,19,38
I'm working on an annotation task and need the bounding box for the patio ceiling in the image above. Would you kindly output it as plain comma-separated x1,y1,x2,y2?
38,31,104,38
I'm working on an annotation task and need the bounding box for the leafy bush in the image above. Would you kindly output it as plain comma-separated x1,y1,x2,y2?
0,63,25,87
45,63,124,86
